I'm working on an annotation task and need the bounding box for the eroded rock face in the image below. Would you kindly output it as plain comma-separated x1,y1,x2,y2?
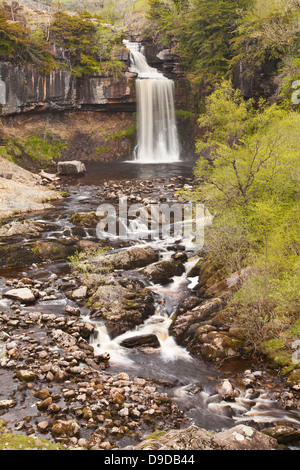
169,258,251,362
0,62,135,116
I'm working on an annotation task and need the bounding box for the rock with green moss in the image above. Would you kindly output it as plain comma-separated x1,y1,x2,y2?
262,425,300,444
15,369,38,382
90,282,155,337
286,368,300,391
0,419,64,450
0,244,41,268
70,211,100,227
142,260,185,285
189,328,243,361
33,239,78,261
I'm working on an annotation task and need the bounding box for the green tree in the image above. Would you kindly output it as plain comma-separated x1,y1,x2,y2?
194,81,300,213
50,10,125,76
0,11,54,70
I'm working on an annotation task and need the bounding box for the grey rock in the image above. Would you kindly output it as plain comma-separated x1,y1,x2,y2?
120,334,160,349
4,287,35,303
57,161,86,176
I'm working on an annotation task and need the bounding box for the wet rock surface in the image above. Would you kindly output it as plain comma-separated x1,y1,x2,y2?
120,334,160,349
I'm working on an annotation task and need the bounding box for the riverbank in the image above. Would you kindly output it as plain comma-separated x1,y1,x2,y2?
0,156,62,219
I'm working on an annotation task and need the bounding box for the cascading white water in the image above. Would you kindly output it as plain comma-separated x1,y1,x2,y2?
124,40,180,163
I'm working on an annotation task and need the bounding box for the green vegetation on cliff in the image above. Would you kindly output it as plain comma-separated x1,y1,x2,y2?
148,0,300,99
0,129,68,168
0,11,55,71
50,10,126,77
0,5,126,77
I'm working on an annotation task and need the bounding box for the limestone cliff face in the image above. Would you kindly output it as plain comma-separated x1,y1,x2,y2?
232,60,278,100
0,45,196,161
0,62,136,116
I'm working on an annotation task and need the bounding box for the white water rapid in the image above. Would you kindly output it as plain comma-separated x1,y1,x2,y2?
124,40,180,163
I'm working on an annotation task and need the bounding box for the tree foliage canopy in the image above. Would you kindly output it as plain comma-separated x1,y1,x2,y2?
147,0,300,98
0,11,54,70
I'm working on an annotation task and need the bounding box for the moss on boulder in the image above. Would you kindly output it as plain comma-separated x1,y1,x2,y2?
0,419,64,450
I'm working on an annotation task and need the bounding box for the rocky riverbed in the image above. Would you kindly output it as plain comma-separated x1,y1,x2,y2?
0,161,299,450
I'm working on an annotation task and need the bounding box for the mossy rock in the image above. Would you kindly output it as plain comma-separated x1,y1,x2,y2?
142,260,184,285
0,419,64,450
262,338,293,369
145,430,166,441
33,240,78,261
0,244,41,268
286,368,300,390
190,332,243,361
70,212,100,227
0,432,65,450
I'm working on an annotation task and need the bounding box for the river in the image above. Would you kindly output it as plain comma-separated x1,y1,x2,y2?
0,160,299,448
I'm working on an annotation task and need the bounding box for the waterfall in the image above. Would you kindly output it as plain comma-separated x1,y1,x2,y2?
124,40,180,163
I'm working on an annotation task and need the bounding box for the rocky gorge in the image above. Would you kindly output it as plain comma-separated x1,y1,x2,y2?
0,2,299,451
0,163,299,451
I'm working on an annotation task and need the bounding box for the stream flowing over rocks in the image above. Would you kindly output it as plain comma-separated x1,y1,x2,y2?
0,161,299,450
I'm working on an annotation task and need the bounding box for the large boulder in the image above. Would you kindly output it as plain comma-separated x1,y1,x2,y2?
142,260,185,285
125,425,278,450
120,334,160,349
98,245,159,271
91,282,155,337
3,287,35,303
0,220,43,238
51,420,80,438
57,161,86,176
214,425,279,450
